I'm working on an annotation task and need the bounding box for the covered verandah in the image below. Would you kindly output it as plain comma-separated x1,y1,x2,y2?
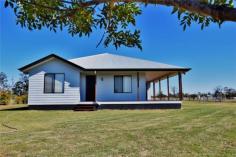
73,69,189,111
144,69,189,101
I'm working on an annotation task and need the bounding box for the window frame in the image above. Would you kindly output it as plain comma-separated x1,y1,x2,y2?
114,75,132,93
44,73,65,94
44,73,54,93
114,76,123,93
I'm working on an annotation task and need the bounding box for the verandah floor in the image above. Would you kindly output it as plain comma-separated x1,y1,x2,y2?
78,100,181,105
97,101,181,109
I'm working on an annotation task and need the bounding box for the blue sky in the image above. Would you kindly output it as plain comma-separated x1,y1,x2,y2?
0,3,236,93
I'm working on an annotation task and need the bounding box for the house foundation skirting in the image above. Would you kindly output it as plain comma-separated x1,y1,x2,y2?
28,105,78,110
98,103,181,109
28,101,181,110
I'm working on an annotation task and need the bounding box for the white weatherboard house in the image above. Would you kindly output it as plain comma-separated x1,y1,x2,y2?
19,53,190,110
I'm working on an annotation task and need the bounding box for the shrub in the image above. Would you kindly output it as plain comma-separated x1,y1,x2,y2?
15,95,28,104
0,91,11,105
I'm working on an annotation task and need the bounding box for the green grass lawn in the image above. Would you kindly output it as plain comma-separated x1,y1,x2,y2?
0,102,236,157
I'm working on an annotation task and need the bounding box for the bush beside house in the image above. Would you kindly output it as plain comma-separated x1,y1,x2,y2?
0,91,11,105
0,72,28,105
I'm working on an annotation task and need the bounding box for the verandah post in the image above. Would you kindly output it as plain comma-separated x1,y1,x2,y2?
153,81,156,100
178,72,183,101
137,72,140,101
159,80,161,100
167,76,170,101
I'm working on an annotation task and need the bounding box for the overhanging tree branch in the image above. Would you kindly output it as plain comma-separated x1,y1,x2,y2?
4,0,236,50
77,0,236,22
18,0,236,22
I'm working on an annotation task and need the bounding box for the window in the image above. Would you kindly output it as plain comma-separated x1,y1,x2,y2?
54,74,64,93
114,76,123,93
44,74,54,93
114,75,132,93
44,73,64,93
123,76,132,93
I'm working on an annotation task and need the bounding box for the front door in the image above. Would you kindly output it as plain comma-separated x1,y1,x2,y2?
86,75,96,101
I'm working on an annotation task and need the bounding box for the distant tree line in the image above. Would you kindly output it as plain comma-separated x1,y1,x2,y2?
0,72,28,105
151,85,236,102
184,86,236,102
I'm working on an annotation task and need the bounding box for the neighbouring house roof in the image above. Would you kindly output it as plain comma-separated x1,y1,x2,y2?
70,53,190,71
19,53,191,73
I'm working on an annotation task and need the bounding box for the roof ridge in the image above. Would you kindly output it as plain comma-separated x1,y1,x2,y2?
70,52,111,60
94,53,180,68
70,53,158,63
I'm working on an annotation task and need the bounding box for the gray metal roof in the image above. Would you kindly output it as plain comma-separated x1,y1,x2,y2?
70,53,189,71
